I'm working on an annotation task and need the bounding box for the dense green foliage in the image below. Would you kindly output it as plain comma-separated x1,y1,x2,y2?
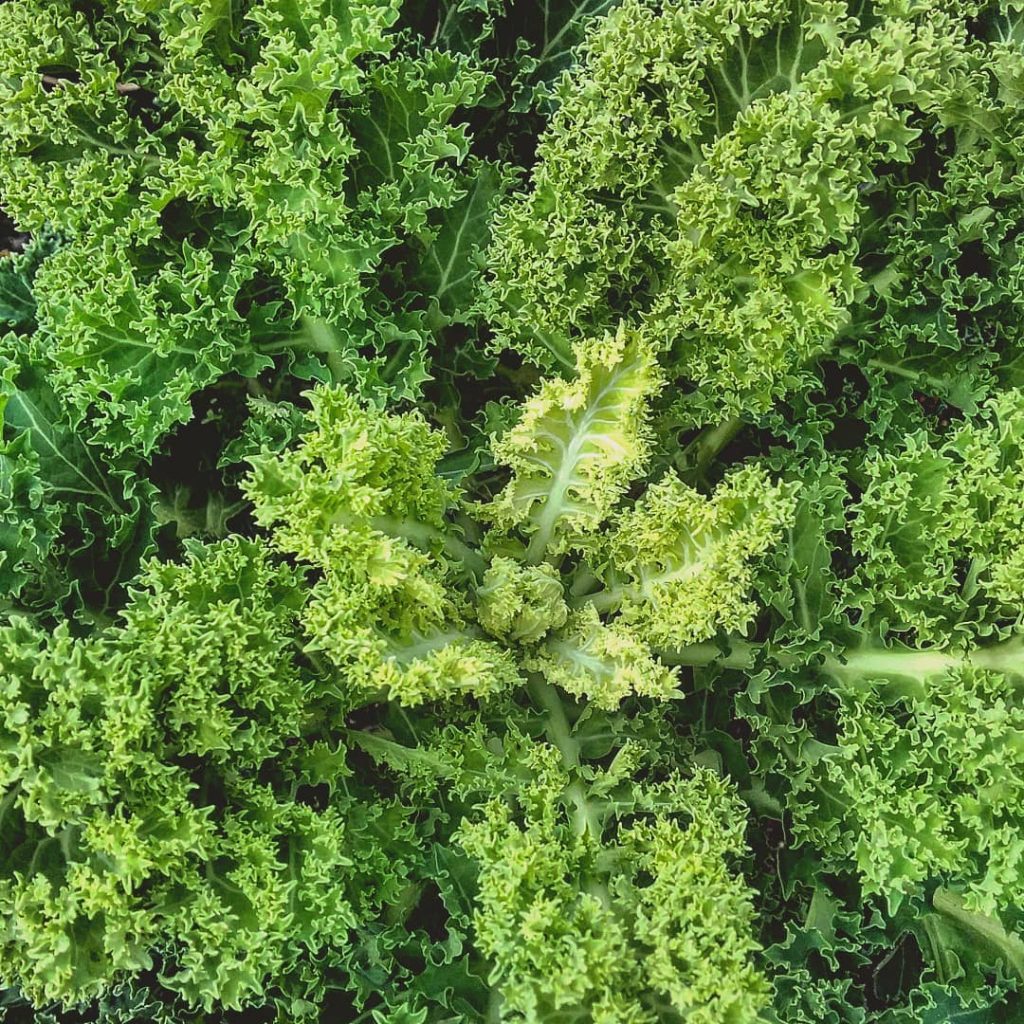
2,0,1024,1021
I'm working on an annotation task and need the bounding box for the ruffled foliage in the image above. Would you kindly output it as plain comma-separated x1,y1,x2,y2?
4,0,1024,1021
0,349,785,1019
483,0,1024,425
0,0,514,456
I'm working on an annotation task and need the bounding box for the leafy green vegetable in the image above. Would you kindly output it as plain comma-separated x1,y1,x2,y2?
0,347,786,1019
483,0,1024,426
3,0,1024,1021
0,0,506,457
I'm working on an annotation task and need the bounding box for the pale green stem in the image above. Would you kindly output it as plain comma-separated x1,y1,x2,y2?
527,674,580,767
527,675,604,841
370,515,486,578
656,635,1022,681
689,415,744,474
932,888,1024,979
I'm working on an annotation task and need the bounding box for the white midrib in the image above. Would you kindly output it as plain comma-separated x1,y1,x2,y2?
546,637,605,677
587,544,710,613
526,365,635,562
385,628,480,665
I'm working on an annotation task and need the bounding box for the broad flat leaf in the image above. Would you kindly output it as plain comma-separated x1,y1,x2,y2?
410,158,512,321
0,354,156,617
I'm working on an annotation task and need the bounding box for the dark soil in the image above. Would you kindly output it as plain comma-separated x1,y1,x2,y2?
0,207,27,256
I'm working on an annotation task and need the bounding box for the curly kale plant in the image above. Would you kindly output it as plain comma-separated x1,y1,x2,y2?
0,0,525,620
484,0,1024,426
0,339,783,1021
3,0,1024,1022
